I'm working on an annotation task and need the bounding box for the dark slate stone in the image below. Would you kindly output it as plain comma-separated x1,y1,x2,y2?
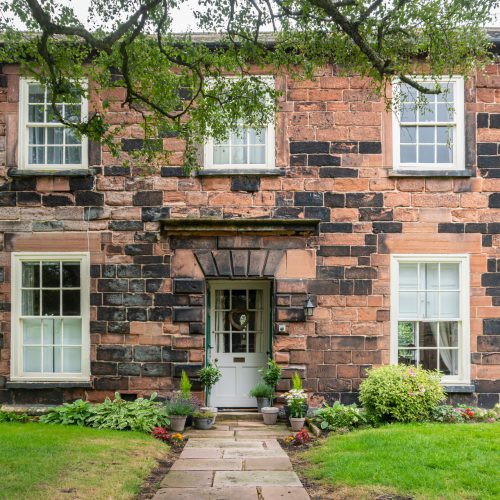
102,265,117,278
330,141,358,154
142,363,171,377
477,393,499,409
17,192,41,205
345,267,377,279
97,345,133,362
141,207,170,222
372,222,402,233
32,221,64,231
318,246,350,257
134,345,162,362
134,255,163,264
142,264,170,278
483,319,500,334
123,293,152,307
345,193,383,208
84,207,104,221
155,293,175,306
489,193,500,208
146,279,164,293
359,141,382,154
487,258,497,273
104,166,130,176
365,234,377,245
289,141,329,154
94,377,128,391
274,207,303,218
174,279,204,294
121,138,144,151
351,245,376,256
91,361,117,376
69,176,94,190
477,113,489,128
109,220,144,231
0,75,8,87
42,194,73,207
148,307,171,321
189,323,204,335
465,223,487,233
477,143,498,155
90,293,103,306
133,191,163,206
90,321,106,334
320,223,352,233
75,191,104,206
162,348,188,362
124,244,153,256
307,154,341,166
359,208,393,221
294,192,323,206
117,265,141,278
97,307,126,322
324,193,345,208
490,114,500,128
231,176,260,192
10,178,36,191
317,266,344,279
438,223,465,233
118,363,141,376
97,279,128,292
135,232,159,243
478,156,500,168
107,322,130,334
127,308,147,321
160,166,188,177
290,154,307,166
173,307,203,322
488,223,500,234
320,167,358,178
308,279,340,295
304,207,331,222
481,273,500,287
339,280,353,295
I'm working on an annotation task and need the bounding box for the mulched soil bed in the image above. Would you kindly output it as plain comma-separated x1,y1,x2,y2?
279,439,413,500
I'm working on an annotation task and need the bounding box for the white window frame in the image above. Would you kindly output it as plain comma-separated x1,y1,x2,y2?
10,252,90,382
390,254,470,385
204,76,275,170
18,78,89,171
392,76,465,171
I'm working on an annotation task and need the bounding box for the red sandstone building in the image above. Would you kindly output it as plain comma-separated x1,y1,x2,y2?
0,35,499,409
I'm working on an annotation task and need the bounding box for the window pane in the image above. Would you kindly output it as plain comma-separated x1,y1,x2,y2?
47,127,64,144
29,105,44,122
437,83,453,102
440,291,460,318
419,322,438,347
231,146,247,164
47,146,63,164
419,145,435,163
43,346,62,372
24,346,42,372
436,127,453,143
29,146,45,164
42,290,60,316
399,263,418,290
439,322,459,348
64,104,81,123
398,321,416,347
63,347,81,372
22,262,40,287
421,349,438,370
232,331,247,353
232,289,247,310
436,145,453,164
399,291,418,318
439,349,458,375
400,83,418,102
65,146,81,164
23,319,42,345
419,104,436,122
248,290,257,309
440,263,459,289
419,127,435,144
63,290,80,315
400,126,416,143
46,104,64,123
231,130,246,145
28,84,45,103
400,104,416,122
437,103,453,121
63,318,82,345
249,146,265,164
42,262,60,287
22,290,40,315
62,262,80,287
398,349,417,366
43,318,62,345
400,145,416,163
29,127,45,145
423,291,439,318
248,128,265,145
424,263,439,290
213,145,229,164
65,128,81,145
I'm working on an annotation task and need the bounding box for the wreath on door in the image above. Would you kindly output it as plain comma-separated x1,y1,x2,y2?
229,309,249,330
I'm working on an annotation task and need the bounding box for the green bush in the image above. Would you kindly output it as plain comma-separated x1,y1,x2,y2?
313,401,367,431
359,365,445,423
249,382,274,398
0,410,31,423
40,399,93,426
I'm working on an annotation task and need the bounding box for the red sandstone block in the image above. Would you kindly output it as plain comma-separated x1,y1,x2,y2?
412,193,460,208
316,127,349,141
308,89,343,101
319,76,350,88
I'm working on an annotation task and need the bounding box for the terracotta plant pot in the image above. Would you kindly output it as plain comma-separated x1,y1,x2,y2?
256,397,271,413
261,407,279,425
169,415,187,432
289,417,306,432
194,417,214,430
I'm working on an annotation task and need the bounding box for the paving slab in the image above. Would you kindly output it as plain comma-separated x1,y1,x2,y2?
235,431,289,439
243,457,292,470
185,430,235,438
154,487,258,499
213,471,302,488
263,439,283,450
223,448,288,458
179,448,223,459
260,486,310,499
186,439,264,448
171,458,242,471
160,470,213,488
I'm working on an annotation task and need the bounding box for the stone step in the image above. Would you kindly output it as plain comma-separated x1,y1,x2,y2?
216,411,261,421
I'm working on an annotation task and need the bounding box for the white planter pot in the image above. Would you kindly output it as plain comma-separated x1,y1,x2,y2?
261,407,279,425
289,417,306,432
200,406,218,423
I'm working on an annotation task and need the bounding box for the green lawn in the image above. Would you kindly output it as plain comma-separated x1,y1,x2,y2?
303,423,500,500
0,423,166,500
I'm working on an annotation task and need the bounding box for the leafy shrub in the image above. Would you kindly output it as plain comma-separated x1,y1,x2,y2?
198,363,222,391
313,401,367,431
249,382,274,398
179,370,192,400
86,393,169,433
432,404,500,423
165,394,196,416
359,365,445,423
40,399,93,426
260,359,282,389
431,405,466,423
0,410,31,423
292,371,302,390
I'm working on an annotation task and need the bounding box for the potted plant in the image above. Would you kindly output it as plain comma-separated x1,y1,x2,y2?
249,382,274,412
284,371,308,418
260,358,282,407
193,410,215,430
198,362,222,422
164,394,195,432
286,372,307,431
261,406,279,425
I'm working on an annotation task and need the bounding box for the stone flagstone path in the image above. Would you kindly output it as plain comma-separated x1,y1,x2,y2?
153,418,310,499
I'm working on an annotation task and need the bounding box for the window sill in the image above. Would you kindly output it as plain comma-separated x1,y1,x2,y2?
196,168,285,177
388,169,475,178
443,384,475,393
6,381,92,389
8,168,94,177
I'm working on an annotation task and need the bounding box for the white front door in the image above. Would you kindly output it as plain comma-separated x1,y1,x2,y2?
208,281,270,408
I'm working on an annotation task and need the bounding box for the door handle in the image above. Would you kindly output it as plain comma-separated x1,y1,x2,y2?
214,358,218,363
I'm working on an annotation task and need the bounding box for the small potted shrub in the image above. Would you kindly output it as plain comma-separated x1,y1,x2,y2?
249,382,274,412
193,410,215,430
284,371,308,418
165,394,195,432
198,362,222,422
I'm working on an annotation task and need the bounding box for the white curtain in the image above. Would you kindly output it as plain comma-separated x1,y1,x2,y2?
438,323,455,374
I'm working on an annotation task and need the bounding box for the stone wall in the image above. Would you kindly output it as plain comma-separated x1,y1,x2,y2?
0,63,499,407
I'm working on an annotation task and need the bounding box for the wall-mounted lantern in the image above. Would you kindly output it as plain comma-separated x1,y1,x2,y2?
304,296,315,318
